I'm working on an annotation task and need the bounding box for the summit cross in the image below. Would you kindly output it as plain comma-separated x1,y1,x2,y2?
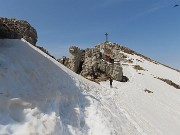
105,33,108,42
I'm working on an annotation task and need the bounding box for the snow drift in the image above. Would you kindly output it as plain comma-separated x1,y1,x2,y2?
0,39,180,135
0,39,93,135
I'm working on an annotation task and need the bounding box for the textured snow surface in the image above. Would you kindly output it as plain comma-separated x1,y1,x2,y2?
0,39,180,135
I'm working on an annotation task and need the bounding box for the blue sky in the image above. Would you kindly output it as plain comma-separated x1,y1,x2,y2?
1,0,180,69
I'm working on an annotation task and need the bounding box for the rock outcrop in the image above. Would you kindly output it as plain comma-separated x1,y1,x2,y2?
0,17,56,59
0,17,37,45
60,42,125,82
80,42,123,81
68,46,83,73
58,46,84,73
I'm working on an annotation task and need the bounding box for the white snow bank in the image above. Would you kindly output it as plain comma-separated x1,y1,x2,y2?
0,39,87,135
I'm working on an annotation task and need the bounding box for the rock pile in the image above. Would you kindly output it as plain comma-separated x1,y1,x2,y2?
0,17,37,45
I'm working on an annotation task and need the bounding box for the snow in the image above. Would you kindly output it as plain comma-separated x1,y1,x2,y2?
0,39,180,135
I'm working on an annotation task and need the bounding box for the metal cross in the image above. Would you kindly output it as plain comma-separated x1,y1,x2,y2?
105,33,108,42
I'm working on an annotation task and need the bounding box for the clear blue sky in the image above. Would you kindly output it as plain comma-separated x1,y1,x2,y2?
1,0,180,69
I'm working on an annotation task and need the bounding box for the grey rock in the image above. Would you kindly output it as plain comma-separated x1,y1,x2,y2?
59,42,125,82
0,17,37,45
68,46,82,73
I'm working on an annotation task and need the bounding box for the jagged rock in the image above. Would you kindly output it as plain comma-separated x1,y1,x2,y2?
0,17,56,59
98,60,123,81
68,46,82,73
59,42,126,82
80,48,100,78
106,63,123,81
78,42,123,81
0,17,37,45
57,56,69,66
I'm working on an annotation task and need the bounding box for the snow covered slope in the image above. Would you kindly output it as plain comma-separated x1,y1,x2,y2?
100,51,180,135
0,39,103,135
0,39,180,135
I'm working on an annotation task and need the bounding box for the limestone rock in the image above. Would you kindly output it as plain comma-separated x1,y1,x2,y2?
80,43,123,81
68,46,83,73
59,42,126,82
106,64,123,81
57,56,69,66
0,17,37,45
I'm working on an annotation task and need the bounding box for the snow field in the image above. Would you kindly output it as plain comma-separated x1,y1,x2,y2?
0,39,180,135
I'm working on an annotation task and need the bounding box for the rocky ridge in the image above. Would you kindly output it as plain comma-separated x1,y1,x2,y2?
0,17,37,45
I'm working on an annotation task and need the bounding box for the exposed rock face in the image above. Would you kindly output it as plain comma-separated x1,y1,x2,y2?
68,46,83,73
0,17,37,45
57,56,69,66
99,61,123,81
80,43,123,81
80,47,100,77
60,42,124,82
0,17,56,59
